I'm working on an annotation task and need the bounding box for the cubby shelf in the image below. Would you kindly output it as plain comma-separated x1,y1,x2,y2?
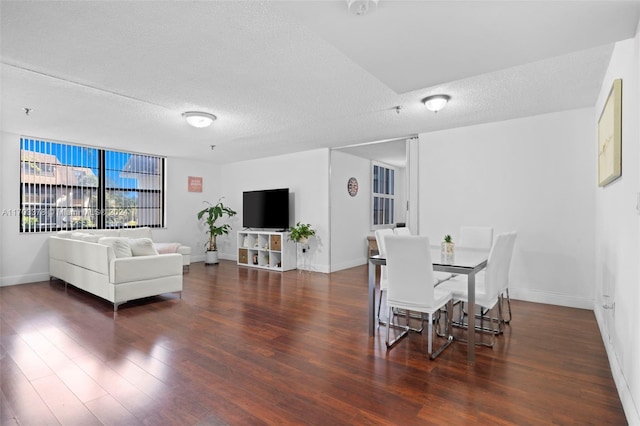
237,231,296,271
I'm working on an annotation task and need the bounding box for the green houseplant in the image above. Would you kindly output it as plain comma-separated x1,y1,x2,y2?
197,199,237,264
289,222,316,244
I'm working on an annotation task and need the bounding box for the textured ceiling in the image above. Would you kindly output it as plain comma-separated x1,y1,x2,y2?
1,1,639,165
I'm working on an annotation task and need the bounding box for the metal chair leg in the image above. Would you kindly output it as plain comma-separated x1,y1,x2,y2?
465,301,505,334
453,302,499,347
503,289,512,323
429,300,454,360
379,291,417,330
427,313,433,355
385,305,409,348
376,289,384,327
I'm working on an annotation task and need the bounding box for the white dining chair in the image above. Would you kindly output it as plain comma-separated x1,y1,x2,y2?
454,226,493,302
459,226,493,249
393,227,411,236
385,235,454,359
393,227,452,284
374,228,394,325
437,232,513,347
499,232,517,323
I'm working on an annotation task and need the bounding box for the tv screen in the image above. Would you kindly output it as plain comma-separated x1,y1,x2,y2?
242,188,290,229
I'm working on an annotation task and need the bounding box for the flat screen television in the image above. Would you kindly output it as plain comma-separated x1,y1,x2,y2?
242,188,290,229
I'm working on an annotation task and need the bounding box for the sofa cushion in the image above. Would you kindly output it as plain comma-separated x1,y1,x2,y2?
120,227,153,240
129,238,159,256
98,237,133,258
81,233,102,243
110,253,182,284
56,230,75,238
69,232,102,243
89,229,120,237
176,245,191,255
154,242,181,254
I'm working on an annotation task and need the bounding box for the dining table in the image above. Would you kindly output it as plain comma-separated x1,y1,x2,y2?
368,245,489,364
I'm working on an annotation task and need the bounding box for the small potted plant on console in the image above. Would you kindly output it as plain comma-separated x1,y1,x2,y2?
197,198,237,264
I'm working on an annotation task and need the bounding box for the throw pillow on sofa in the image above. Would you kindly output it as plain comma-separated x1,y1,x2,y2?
98,237,133,258
129,238,159,256
154,242,181,254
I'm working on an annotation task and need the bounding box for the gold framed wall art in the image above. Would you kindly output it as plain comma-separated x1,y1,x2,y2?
598,79,622,187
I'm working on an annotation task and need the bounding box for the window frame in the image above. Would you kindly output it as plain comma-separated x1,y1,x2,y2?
19,137,166,232
371,161,395,230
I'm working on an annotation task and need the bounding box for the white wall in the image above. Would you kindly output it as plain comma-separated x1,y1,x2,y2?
419,108,596,309
160,157,222,262
408,138,420,234
0,132,51,285
330,150,371,271
219,149,331,273
593,34,640,425
0,132,4,283
0,131,222,285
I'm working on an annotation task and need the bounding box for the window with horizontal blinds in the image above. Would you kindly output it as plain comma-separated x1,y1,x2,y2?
19,137,165,232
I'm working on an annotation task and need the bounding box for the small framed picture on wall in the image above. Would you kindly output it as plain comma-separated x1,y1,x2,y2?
188,176,203,192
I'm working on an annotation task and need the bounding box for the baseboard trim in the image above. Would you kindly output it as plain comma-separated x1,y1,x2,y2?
0,272,51,287
594,307,640,425
509,288,593,309
330,258,366,273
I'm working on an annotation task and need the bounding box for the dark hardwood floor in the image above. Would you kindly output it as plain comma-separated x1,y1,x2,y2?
0,261,626,425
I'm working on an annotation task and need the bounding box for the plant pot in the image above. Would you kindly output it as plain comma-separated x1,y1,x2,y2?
205,250,219,265
298,237,309,244
441,242,454,256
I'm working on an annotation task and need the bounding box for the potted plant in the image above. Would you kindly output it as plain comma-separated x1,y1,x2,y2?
197,199,237,264
441,234,454,256
289,222,316,244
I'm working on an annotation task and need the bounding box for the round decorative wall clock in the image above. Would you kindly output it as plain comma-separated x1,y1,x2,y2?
347,177,359,197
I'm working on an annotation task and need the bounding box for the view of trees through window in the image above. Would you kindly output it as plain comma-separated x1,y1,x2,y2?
19,138,164,232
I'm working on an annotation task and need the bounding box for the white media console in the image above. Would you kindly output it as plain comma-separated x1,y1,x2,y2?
237,230,296,271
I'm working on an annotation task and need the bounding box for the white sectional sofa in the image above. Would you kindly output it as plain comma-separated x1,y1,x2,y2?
49,227,189,311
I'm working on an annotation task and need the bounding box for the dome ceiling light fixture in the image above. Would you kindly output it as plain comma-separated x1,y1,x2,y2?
347,0,379,16
422,95,450,113
182,111,217,128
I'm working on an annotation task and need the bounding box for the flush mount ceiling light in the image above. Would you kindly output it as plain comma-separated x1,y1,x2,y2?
347,0,378,15
182,111,217,128
422,95,450,113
